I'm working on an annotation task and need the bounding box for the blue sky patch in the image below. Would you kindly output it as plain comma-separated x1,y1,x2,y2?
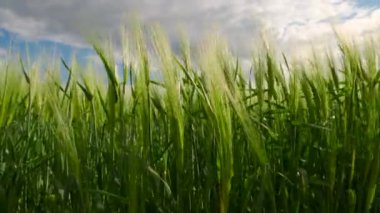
357,0,380,7
0,28,94,66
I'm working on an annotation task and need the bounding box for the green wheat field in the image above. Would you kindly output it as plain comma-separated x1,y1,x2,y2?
1,26,380,212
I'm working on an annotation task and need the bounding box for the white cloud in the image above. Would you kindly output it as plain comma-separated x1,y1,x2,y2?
249,0,380,58
0,8,46,38
0,0,379,58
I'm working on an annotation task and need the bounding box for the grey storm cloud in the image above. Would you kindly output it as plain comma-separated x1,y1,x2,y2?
0,0,262,52
0,0,380,58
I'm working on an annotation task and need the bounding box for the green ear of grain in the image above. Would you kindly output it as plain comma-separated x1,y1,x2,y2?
92,43,119,103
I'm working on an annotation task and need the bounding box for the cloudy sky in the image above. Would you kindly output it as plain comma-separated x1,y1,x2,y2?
0,0,380,62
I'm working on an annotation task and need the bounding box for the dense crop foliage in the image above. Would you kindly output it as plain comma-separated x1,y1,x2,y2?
1,28,380,212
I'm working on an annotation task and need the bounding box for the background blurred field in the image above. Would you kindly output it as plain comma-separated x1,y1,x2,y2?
1,27,380,212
